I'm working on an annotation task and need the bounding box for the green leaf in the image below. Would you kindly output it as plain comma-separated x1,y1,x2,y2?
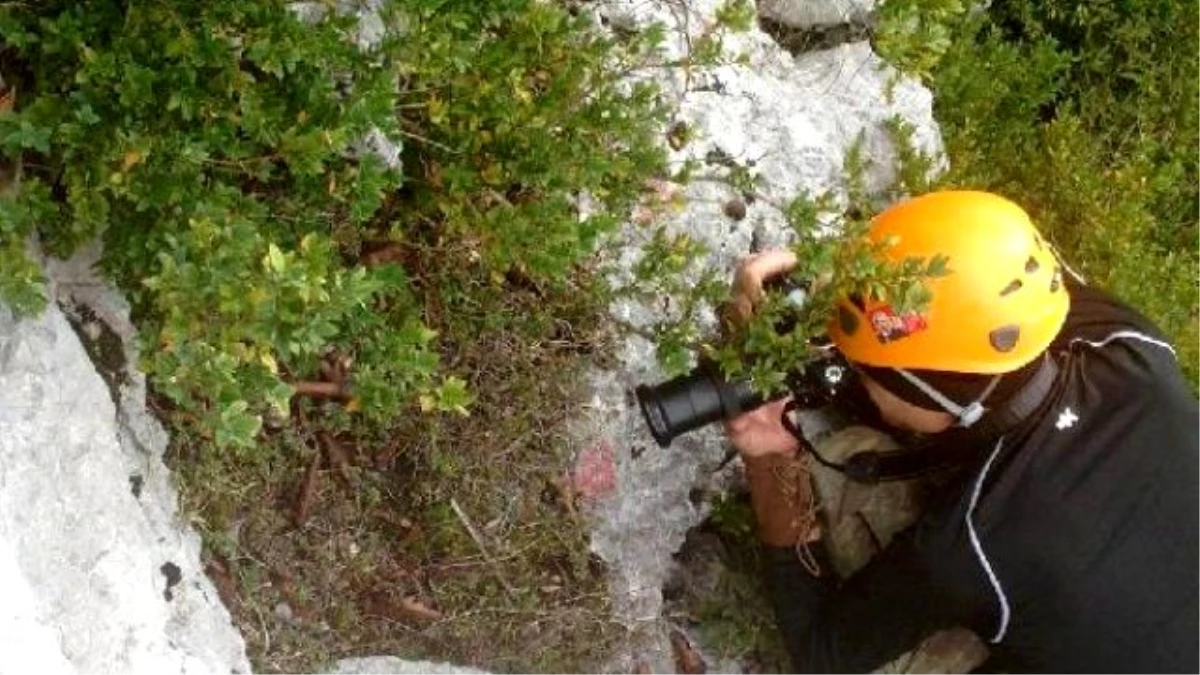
0,242,48,316
434,376,473,416
215,400,263,448
264,243,286,273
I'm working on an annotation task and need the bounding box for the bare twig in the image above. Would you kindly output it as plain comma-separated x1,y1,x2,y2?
449,497,516,596
291,380,348,399
398,596,443,622
670,629,708,674
687,175,790,212
204,555,240,610
254,603,272,659
318,360,342,385
396,126,461,154
607,316,708,353
317,430,354,488
292,450,323,527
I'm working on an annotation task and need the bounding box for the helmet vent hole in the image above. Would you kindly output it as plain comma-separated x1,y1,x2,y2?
989,325,1021,353
1000,279,1023,296
838,305,860,336
1050,266,1063,292
1025,256,1040,273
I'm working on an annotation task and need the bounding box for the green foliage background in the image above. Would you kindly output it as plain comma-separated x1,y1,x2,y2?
0,0,668,447
879,0,1199,384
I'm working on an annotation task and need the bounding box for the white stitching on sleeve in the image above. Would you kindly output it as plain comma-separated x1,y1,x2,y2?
967,438,1012,643
1070,330,1176,358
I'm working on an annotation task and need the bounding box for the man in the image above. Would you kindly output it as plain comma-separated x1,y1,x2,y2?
724,191,1198,672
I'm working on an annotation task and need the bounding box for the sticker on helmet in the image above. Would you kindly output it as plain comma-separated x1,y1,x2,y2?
868,305,927,344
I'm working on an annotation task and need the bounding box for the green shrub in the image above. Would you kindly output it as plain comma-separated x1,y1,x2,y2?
928,0,1199,384
0,0,669,446
873,0,969,83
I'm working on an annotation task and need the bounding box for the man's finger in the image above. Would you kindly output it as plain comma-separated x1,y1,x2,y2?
756,396,793,421
728,295,753,325
744,249,798,283
733,248,798,306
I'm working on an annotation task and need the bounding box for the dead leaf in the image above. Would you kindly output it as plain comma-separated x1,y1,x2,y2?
670,629,707,674
121,149,144,171
361,588,443,625
204,555,240,610
362,242,417,269
399,595,443,622
551,474,578,518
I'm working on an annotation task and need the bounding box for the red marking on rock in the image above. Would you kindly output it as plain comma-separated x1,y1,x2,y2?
572,439,618,499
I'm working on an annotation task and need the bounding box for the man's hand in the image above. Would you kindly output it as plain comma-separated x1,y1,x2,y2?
721,249,820,547
722,249,801,460
724,398,801,459
723,249,799,328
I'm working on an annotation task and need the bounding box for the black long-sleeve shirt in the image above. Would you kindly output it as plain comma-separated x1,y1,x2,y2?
765,281,1199,673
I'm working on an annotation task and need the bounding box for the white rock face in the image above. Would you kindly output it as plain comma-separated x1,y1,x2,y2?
758,0,879,29
0,251,251,675
332,656,488,674
579,1,943,670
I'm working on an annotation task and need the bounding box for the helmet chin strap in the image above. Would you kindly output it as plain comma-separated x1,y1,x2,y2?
893,369,1003,428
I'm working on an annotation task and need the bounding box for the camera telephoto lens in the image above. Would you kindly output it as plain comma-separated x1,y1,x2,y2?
635,367,768,447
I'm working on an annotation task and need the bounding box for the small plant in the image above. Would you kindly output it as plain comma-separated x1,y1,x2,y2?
872,0,970,84
0,1,680,671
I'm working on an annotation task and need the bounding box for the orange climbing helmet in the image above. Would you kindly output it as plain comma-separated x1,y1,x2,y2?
829,190,1070,374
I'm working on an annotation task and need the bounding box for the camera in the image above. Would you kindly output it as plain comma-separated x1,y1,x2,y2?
634,273,865,447
634,273,860,447
634,345,856,448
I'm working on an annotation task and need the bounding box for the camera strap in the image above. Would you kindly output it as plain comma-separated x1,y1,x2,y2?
782,354,1059,484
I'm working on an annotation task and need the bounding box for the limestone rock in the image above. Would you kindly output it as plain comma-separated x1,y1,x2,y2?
579,0,943,669
331,656,488,674
0,289,250,675
758,0,879,30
